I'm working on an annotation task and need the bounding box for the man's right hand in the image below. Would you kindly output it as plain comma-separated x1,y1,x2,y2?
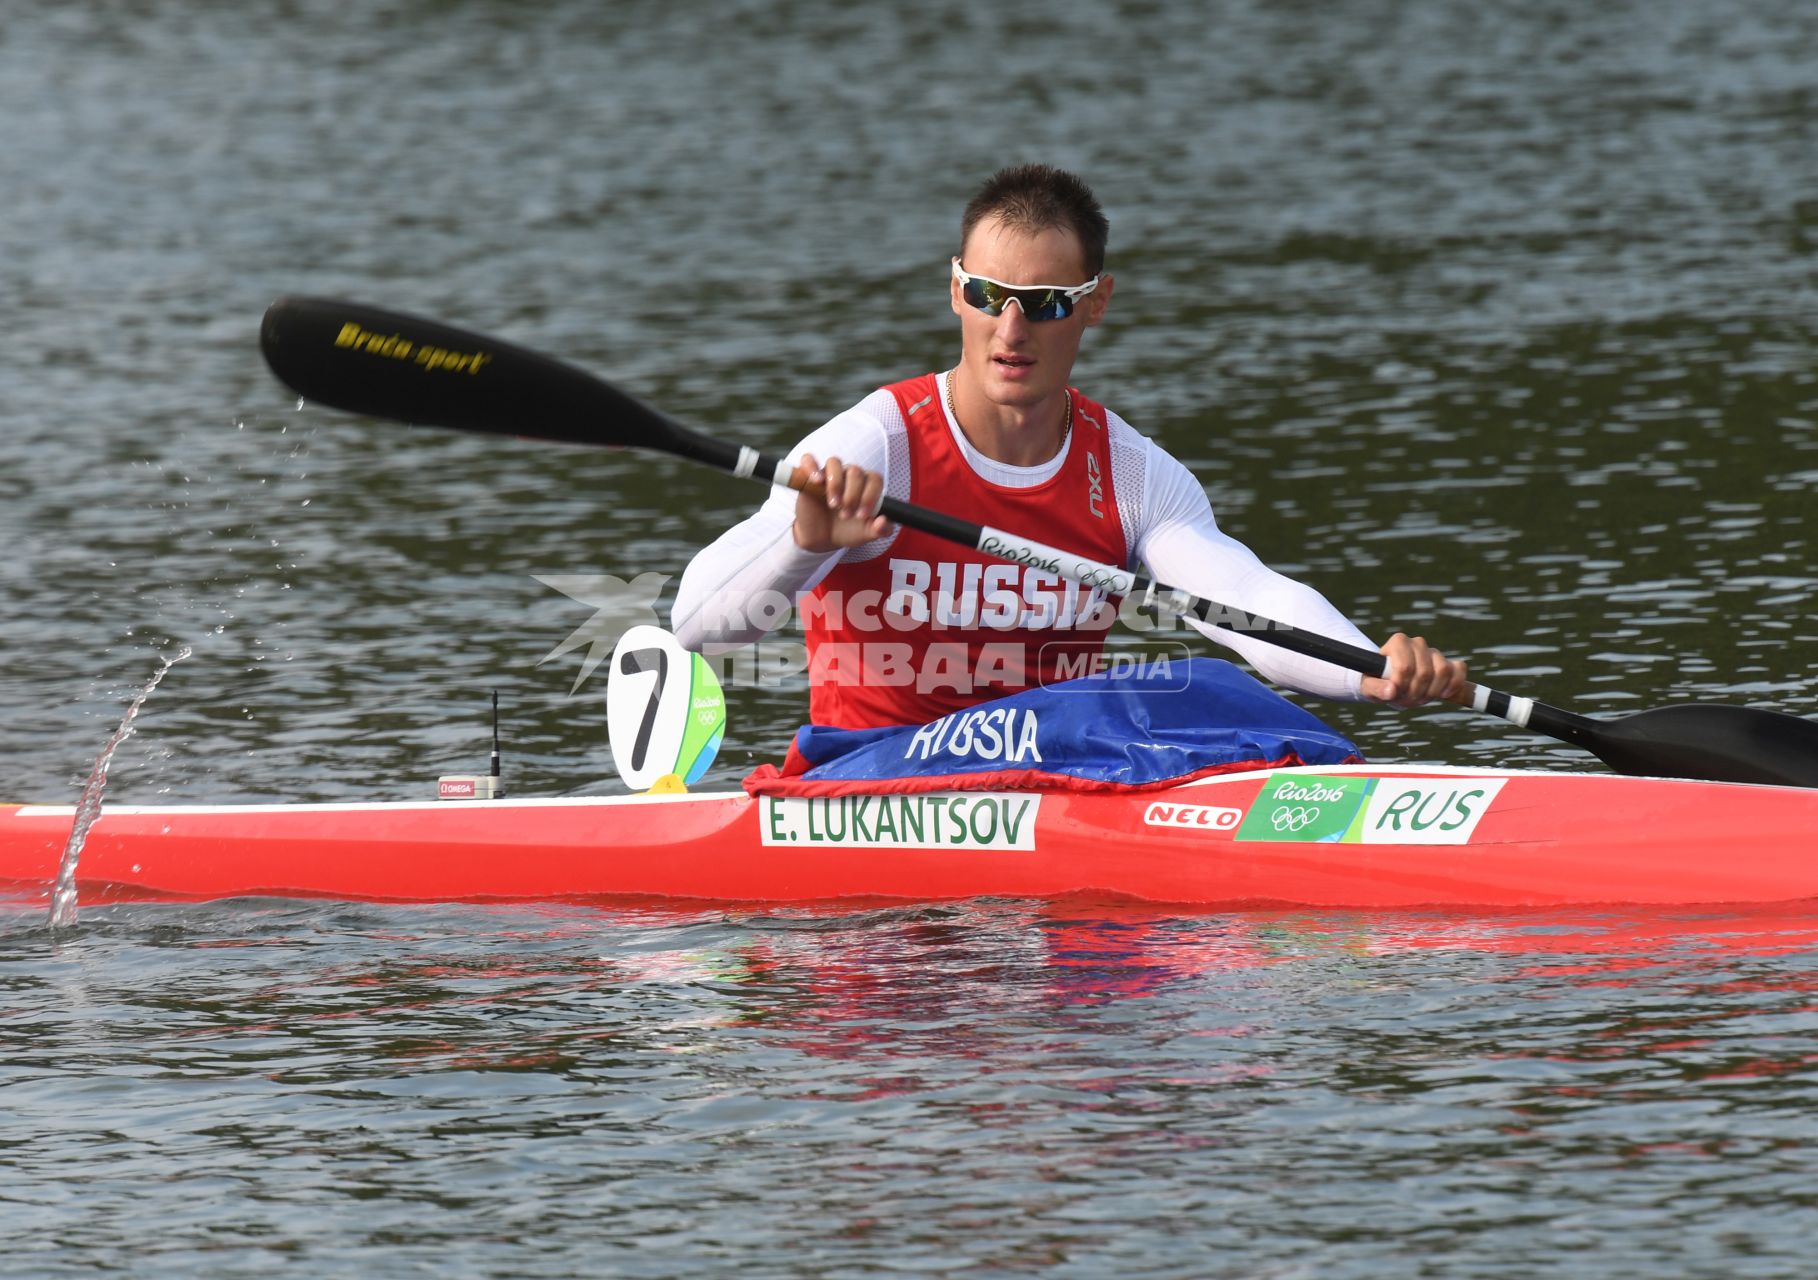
791,453,891,552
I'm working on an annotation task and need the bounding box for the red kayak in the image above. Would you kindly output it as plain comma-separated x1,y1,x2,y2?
4,765,1817,909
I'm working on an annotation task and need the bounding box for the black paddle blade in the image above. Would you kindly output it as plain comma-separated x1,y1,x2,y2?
1581,703,1818,788
259,296,689,455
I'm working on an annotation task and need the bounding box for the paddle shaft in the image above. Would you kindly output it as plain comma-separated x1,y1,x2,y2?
252,297,1597,746
742,440,1582,733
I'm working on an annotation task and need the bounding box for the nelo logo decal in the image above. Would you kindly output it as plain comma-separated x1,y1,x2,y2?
1143,801,1242,832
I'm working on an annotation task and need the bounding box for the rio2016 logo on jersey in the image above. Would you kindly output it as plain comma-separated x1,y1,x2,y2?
1235,774,1505,845
607,626,726,790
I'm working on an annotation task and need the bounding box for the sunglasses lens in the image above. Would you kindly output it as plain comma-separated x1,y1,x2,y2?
962,277,1006,315
961,278,1074,321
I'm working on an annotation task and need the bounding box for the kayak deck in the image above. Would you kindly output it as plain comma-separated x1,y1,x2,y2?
3,766,1815,909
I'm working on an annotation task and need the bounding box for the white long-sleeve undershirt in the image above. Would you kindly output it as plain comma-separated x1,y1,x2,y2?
672,374,1374,701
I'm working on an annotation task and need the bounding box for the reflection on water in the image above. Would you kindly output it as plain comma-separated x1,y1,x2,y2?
7,899,1818,1274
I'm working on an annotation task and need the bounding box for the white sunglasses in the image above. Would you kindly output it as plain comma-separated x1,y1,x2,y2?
952,257,1101,321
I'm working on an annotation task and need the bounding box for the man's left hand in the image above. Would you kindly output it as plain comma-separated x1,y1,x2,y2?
1359,632,1469,708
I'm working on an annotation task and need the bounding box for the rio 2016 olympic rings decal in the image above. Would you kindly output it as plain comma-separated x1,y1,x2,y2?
1236,775,1508,845
1270,805,1321,833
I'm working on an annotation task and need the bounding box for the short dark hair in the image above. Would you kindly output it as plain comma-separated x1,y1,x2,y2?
960,164,1109,277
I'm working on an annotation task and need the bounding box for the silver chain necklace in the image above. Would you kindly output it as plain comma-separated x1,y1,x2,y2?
944,370,1072,445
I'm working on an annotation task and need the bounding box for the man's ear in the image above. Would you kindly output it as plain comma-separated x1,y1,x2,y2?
1083,273,1114,327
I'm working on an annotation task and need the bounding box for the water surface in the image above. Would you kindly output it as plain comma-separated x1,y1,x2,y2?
3,0,1817,1274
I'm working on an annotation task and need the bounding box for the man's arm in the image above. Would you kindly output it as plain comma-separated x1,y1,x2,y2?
671,405,894,653
1133,440,1464,704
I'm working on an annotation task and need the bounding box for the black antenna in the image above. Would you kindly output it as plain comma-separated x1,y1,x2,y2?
490,689,501,780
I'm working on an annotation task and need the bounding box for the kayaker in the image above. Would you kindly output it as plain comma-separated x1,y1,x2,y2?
674,164,1468,728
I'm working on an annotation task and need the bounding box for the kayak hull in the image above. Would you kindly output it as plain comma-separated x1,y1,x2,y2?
3,766,1815,909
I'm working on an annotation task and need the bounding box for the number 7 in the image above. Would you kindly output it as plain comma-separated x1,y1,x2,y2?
617,647,669,772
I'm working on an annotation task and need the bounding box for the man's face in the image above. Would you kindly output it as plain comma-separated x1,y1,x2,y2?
951,214,1112,414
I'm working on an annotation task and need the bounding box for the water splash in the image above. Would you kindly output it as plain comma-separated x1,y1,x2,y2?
48,645,193,929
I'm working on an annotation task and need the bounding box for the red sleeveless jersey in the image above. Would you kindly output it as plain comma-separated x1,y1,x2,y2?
802,374,1128,728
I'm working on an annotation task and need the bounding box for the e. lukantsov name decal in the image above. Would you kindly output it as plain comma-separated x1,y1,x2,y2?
761,792,1041,851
